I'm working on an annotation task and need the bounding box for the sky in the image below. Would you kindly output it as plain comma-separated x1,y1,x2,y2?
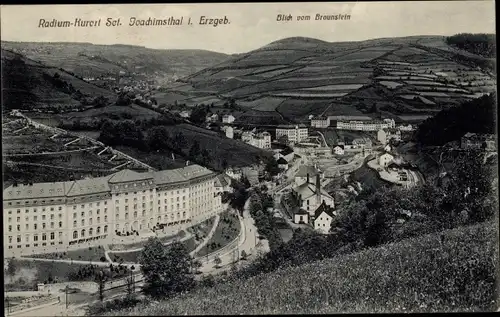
1,1,496,54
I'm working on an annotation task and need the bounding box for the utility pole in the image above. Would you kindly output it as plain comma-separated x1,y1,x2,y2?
65,285,69,310
6,296,10,315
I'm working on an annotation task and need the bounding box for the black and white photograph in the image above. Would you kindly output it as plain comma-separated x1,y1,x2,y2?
1,1,498,315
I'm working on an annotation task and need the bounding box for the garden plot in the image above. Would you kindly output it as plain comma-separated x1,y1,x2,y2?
271,92,349,98
237,97,286,111
300,84,365,91
378,61,412,66
277,75,356,81
416,91,450,97
208,68,262,79
379,81,403,89
414,86,470,93
397,95,436,105
250,67,301,79
333,50,389,62
404,80,447,86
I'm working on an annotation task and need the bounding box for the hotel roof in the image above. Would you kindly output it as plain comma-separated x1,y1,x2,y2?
4,164,215,201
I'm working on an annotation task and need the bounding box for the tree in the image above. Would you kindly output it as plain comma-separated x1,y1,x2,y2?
240,250,248,260
264,157,281,177
241,175,251,189
146,126,171,152
6,259,16,276
192,260,202,274
189,140,201,159
94,270,108,302
221,158,229,170
213,256,222,268
140,238,195,299
189,106,209,125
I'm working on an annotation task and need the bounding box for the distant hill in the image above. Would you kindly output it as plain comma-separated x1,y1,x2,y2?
104,222,497,315
1,49,117,111
157,35,496,123
1,41,230,83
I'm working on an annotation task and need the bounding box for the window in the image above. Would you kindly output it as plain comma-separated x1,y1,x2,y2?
116,213,119,220
42,215,46,220
73,205,77,210
104,225,108,233
89,218,93,225
58,207,62,211
50,232,55,240
16,217,20,222
8,217,12,223
34,224,38,230
97,217,100,223
97,226,101,234
89,228,93,236
73,213,77,219
17,235,21,243
59,221,63,228
73,231,78,239
17,225,21,231
125,213,129,220
50,222,54,229
97,209,100,215
25,224,29,230
73,220,77,227
81,229,85,237
81,219,85,226
42,233,47,241
81,212,84,217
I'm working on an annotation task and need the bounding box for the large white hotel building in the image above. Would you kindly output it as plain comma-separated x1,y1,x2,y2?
3,164,224,258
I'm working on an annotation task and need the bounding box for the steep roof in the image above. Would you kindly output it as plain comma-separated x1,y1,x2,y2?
314,201,336,219
296,165,319,178
108,169,153,184
294,209,309,215
276,157,288,164
4,181,73,200
334,145,345,149
293,182,333,200
215,174,229,187
280,147,294,156
66,176,112,197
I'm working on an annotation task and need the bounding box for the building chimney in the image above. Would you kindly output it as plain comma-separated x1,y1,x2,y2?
306,173,310,184
316,174,321,205
186,160,190,166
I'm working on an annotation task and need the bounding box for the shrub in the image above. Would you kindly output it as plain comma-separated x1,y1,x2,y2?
85,294,141,316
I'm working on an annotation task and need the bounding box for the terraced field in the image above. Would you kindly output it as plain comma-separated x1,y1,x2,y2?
146,36,496,123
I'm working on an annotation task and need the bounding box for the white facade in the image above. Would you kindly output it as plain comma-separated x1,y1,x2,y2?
398,124,413,131
276,125,309,143
249,132,271,149
333,146,345,155
222,115,235,124
3,165,222,258
336,118,396,131
293,212,309,224
379,153,395,167
314,211,334,234
225,126,234,139
311,117,331,128
377,128,402,145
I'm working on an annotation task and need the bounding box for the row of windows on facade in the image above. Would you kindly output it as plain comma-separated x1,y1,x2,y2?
7,202,212,232
7,225,108,244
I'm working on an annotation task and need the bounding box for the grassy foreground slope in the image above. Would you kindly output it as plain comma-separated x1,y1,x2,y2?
106,222,498,315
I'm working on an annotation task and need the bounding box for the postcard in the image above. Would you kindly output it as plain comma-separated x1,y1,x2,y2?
1,1,497,316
